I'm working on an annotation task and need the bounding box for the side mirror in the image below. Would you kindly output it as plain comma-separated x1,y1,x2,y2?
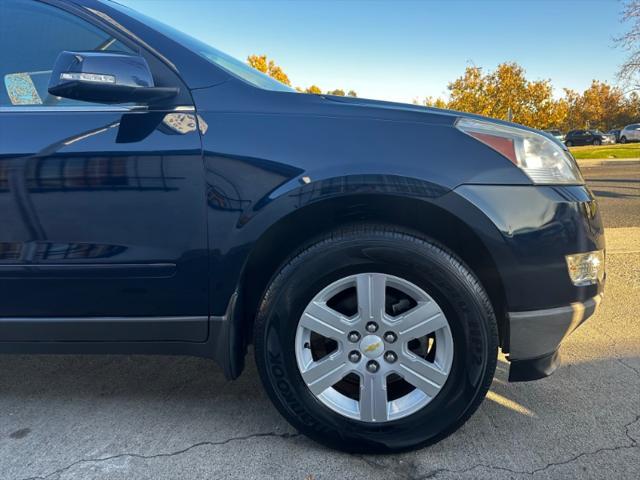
48,51,178,105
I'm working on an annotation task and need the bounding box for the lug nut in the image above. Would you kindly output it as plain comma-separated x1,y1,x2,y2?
384,332,397,343
349,351,361,363
384,351,397,363
348,331,361,343
365,322,378,333
366,360,379,373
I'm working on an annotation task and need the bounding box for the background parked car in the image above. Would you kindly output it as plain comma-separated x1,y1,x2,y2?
564,129,615,146
619,124,640,143
544,129,564,142
607,129,621,143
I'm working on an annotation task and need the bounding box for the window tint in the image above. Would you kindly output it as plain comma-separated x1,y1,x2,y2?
0,0,134,107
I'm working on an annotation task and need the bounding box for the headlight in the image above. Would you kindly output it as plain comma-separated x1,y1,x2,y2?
456,118,584,184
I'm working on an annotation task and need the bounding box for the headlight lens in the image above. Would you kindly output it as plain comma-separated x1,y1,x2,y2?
456,118,584,184
566,250,605,286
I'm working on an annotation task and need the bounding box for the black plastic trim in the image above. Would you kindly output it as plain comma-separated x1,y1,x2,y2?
508,350,561,382
0,293,244,380
0,316,207,342
508,294,601,361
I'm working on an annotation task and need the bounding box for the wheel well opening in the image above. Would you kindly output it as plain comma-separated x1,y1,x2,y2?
240,194,508,348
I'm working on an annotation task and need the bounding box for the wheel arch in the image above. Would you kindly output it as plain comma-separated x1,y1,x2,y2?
237,192,509,353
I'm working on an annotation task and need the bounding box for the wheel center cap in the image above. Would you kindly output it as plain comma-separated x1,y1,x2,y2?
360,335,384,359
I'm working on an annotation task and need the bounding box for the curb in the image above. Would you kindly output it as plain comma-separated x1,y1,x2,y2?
577,158,640,167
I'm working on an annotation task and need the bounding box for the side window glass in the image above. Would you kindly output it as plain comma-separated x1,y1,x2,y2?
0,0,135,108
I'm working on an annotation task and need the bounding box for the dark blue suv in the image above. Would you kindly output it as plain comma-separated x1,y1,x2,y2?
0,0,605,453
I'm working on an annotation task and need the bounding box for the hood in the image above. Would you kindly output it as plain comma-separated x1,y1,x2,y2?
322,95,450,116
321,94,547,137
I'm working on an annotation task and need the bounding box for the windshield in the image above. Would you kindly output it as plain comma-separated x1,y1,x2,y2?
105,1,296,93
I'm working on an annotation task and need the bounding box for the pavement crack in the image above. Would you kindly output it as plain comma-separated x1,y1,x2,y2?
18,431,300,480
421,415,640,479
618,358,640,378
354,455,422,480
623,413,640,445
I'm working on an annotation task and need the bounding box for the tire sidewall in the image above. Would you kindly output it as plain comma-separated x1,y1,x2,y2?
255,232,497,452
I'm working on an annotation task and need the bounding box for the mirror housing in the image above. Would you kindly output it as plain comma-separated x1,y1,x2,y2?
48,51,178,105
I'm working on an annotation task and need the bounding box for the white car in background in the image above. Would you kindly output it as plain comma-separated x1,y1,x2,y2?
619,124,640,143
544,129,565,142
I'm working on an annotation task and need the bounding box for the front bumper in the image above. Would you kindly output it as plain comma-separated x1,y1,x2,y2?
507,294,602,381
452,184,605,381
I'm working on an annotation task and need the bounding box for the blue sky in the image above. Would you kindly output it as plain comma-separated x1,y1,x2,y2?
118,0,629,103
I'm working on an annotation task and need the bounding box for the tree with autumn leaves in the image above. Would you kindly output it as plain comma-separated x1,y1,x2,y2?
424,63,639,131
248,54,638,131
247,54,357,97
563,81,640,131
446,63,567,129
247,54,292,87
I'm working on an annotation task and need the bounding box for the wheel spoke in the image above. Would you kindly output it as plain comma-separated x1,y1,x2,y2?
396,302,447,340
300,301,348,339
359,373,388,422
356,273,386,323
301,354,349,395
396,352,448,398
295,273,454,423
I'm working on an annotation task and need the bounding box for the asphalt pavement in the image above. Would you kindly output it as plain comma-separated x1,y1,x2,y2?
0,163,638,480
582,163,640,228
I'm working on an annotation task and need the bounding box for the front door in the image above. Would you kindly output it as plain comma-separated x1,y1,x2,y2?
0,0,208,341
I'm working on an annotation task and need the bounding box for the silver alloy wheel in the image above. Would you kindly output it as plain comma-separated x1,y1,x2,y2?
295,273,454,422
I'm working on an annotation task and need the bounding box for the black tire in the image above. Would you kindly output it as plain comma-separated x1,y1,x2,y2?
620,136,627,144
592,139,601,146
565,140,573,147
254,224,498,453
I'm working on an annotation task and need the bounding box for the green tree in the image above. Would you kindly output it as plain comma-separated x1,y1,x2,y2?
327,89,345,96
347,90,358,97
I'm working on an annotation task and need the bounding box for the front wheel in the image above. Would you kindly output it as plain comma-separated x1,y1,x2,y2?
254,224,498,453
620,136,627,144
592,139,602,146
565,140,573,147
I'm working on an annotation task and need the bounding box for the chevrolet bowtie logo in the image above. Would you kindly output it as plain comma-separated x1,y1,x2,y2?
364,341,382,353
